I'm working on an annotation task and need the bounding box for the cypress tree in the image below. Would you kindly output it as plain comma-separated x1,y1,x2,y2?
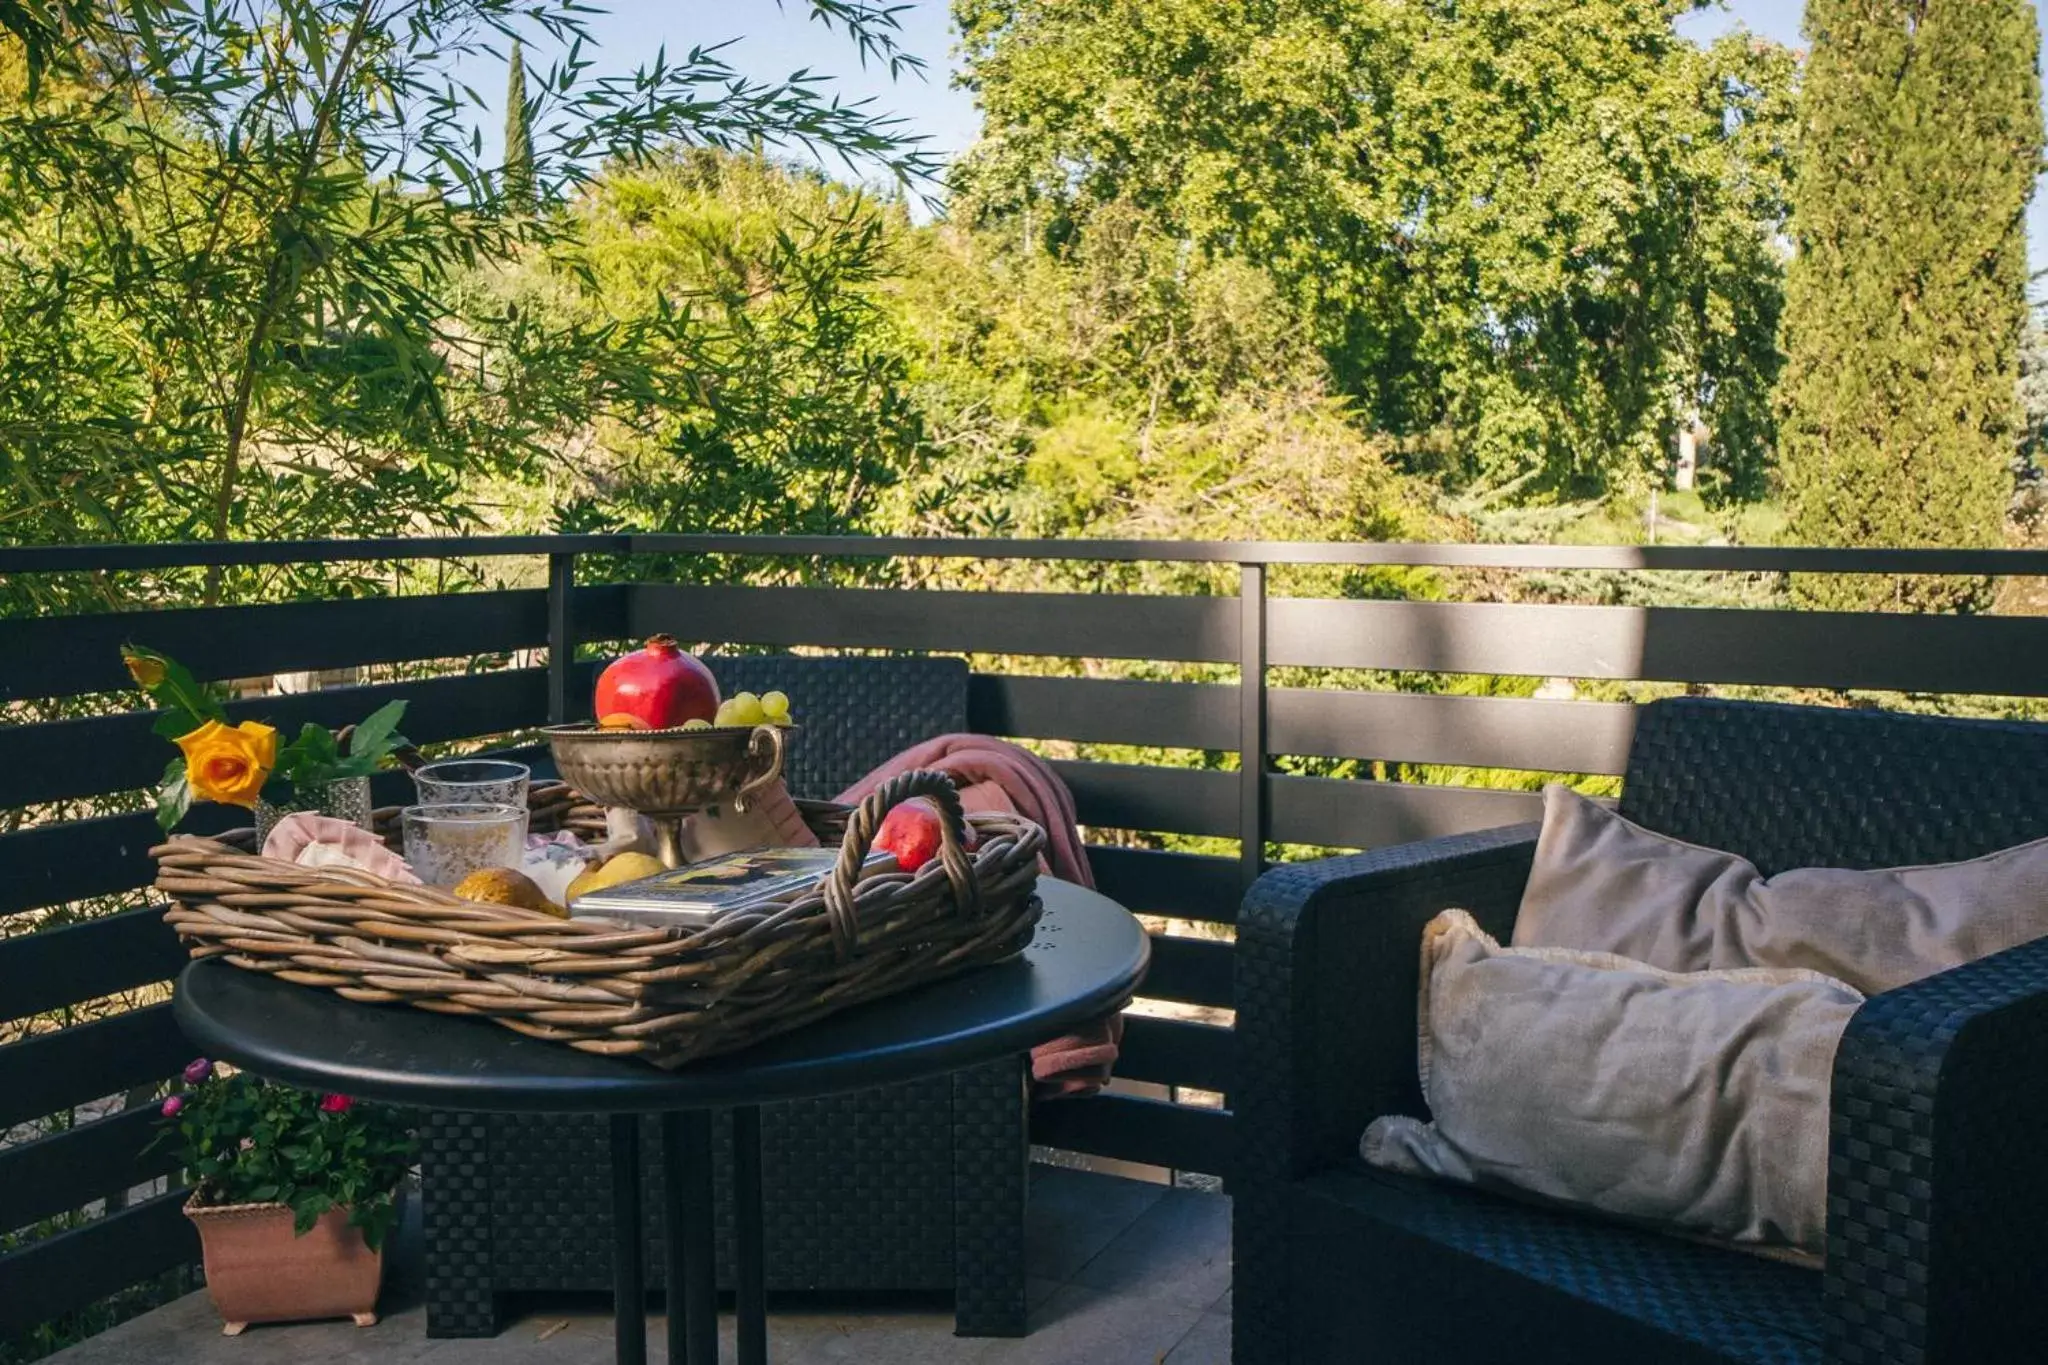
1777,0,2043,610
503,38,535,209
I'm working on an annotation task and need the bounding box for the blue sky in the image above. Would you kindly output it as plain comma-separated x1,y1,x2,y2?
501,2,2047,261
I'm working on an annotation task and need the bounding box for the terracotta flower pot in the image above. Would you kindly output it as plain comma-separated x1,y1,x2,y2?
185,1197,385,1335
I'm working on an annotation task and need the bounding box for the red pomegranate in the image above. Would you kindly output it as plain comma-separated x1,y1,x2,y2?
591,636,720,729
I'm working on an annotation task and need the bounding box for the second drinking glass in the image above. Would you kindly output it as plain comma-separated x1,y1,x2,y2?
400,803,529,887
412,758,530,809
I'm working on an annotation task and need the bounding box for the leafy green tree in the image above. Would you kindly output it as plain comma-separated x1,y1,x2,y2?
1777,0,2043,610
503,36,535,209
882,199,1426,580
951,0,1796,502
507,150,931,556
0,1,932,609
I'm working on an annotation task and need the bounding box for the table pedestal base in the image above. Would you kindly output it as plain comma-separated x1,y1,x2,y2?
609,1107,767,1364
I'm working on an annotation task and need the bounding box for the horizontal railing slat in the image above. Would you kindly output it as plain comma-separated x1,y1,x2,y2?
14,532,2048,575
1269,598,2048,696
0,1003,190,1131
1062,761,1545,851
632,585,1239,664
1139,934,1235,1009
0,665,582,811
1,585,624,703
0,534,628,574
1269,776,1546,850
0,806,237,919
1,908,186,1024
1086,847,1240,924
971,674,1639,775
0,1188,197,1336
624,535,2048,575
0,1103,179,1232
1056,762,1238,839
1030,1094,1233,1178
969,674,1237,751
1116,1016,1234,1095
1269,689,1639,775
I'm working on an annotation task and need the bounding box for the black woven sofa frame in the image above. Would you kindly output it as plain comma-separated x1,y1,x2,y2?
419,655,1029,1338
1234,697,2048,1364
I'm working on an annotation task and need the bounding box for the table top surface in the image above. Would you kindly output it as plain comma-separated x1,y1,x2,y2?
172,878,1149,1112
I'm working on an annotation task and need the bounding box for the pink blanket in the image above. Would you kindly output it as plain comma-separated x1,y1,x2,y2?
837,735,1118,1098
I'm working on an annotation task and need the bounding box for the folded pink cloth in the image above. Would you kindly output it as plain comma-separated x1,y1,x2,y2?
837,735,1117,1098
261,812,421,885
835,734,1094,889
1031,1014,1125,1099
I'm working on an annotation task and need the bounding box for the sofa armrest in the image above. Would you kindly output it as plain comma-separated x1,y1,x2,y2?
1824,933,2048,1364
1234,823,1539,1188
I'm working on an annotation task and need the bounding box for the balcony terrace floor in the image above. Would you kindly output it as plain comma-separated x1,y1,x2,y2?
50,1167,1231,1365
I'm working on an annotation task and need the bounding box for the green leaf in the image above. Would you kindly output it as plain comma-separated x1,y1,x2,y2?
156,760,193,832
153,708,207,741
346,699,408,761
137,648,228,728
276,722,344,788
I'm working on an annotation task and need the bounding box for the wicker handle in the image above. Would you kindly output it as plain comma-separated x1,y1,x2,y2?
822,770,981,961
730,724,787,814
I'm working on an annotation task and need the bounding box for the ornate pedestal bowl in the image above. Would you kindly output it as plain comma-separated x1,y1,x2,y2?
543,723,791,868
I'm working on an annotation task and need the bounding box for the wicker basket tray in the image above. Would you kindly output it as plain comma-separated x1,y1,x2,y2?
152,771,1044,1068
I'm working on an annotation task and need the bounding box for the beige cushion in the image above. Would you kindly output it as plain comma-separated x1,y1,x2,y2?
1513,784,2048,995
1363,909,1861,1257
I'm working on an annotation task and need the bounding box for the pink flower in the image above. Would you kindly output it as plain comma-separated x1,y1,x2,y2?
161,1095,184,1118
318,1094,353,1114
182,1057,213,1084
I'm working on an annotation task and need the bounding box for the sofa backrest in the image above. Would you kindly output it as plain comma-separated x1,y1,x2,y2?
1617,697,2048,876
703,655,969,802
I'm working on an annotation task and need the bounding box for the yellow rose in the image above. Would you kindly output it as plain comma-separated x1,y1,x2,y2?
175,720,279,808
122,651,167,688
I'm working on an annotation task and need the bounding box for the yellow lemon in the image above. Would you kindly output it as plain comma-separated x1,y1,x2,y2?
565,851,666,905
452,867,562,917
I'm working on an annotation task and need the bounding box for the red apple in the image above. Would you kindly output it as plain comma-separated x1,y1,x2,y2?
592,636,719,729
874,798,977,874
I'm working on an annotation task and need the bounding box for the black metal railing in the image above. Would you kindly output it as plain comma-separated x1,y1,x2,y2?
7,533,2048,1343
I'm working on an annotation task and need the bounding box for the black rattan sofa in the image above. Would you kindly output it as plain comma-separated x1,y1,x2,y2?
1234,697,2048,1364
419,655,1028,1337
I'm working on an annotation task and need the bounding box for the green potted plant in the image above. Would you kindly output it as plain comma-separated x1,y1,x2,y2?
155,1059,414,1335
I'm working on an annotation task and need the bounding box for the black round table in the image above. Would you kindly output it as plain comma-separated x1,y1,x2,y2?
172,879,1148,1365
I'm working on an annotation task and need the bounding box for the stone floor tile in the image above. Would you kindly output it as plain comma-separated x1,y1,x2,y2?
981,1283,1202,1365
1023,1167,1167,1282
1066,1188,1232,1311
750,1302,994,1365
1161,1312,1231,1365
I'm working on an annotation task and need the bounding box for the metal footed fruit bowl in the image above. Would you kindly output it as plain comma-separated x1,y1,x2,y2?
542,722,792,866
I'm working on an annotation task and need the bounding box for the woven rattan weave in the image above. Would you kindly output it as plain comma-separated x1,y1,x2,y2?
154,770,1044,1068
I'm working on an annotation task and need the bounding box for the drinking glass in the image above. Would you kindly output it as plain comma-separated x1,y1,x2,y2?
401,803,529,887
413,759,530,810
